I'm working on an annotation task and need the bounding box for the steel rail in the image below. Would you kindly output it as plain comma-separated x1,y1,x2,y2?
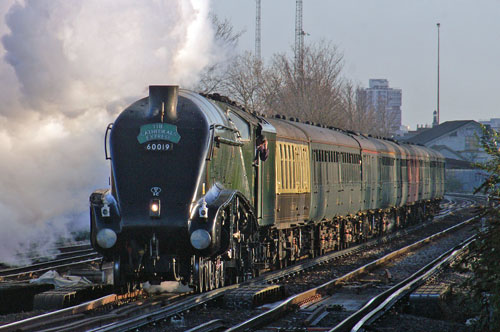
185,319,226,332
0,253,101,278
0,294,118,332
50,247,95,260
224,216,477,332
0,243,92,269
19,244,93,263
87,287,230,332
330,235,476,332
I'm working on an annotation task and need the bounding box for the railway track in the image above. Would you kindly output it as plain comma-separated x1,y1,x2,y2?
0,195,482,331
333,235,475,332
0,243,100,280
219,216,477,331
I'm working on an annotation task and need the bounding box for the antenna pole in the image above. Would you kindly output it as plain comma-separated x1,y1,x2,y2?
437,22,440,124
255,0,261,61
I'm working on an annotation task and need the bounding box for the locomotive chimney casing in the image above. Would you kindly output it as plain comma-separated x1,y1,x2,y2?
148,85,178,122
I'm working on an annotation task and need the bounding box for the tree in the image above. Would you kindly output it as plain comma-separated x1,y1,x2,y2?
341,80,381,134
196,18,397,137
474,125,500,198
220,51,265,113
462,125,500,331
262,41,345,126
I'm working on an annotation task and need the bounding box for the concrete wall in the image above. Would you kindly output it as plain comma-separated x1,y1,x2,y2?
445,169,488,193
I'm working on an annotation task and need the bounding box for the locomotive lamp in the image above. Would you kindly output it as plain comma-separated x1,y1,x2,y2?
150,199,161,217
199,199,208,219
101,203,110,217
190,229,211,250
99,192,119,219
100,192,116,217
96,228,117,249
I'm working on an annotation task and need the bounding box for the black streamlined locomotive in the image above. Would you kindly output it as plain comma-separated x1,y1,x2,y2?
90,86,445,291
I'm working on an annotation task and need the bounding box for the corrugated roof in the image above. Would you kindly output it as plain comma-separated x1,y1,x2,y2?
403,120,477,145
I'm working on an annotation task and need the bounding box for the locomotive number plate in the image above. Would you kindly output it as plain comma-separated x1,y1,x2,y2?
145,143,173,151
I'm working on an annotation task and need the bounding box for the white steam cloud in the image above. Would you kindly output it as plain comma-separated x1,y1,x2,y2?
0,0,215,265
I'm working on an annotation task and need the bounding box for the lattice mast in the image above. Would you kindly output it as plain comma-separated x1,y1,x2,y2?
294,0,304,73
255,0,261,61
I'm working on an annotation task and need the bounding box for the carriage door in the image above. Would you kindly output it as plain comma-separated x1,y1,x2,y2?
254,124,276,226
254,129,265,222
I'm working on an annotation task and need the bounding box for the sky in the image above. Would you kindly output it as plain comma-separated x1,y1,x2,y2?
211,0,500,129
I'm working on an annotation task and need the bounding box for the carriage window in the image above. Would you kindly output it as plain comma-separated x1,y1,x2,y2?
228,111,250,140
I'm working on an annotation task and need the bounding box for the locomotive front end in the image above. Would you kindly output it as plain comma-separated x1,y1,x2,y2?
90,86,211,285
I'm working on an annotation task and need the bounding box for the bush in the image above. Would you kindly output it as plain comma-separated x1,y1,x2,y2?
466,125,500,330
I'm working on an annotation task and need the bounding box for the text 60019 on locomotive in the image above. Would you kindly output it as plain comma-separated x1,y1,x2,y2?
90,86,445,291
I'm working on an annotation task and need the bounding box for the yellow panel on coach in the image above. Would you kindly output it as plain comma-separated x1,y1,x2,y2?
276,142,311,194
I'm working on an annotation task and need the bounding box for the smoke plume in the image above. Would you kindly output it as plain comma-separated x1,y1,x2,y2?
0,0,215,265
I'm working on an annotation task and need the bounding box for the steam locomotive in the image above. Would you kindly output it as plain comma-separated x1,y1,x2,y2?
90,86,445,291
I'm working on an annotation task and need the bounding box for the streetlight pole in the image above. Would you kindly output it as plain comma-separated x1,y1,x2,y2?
437,23,440,125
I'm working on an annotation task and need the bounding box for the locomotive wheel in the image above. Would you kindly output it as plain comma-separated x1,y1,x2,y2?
214,261,220,288
113,256,131,293
215,260,224,288
203,260,210,291
193,256,204,293
200,258,206,293
208,260,216,291
113,258,123,288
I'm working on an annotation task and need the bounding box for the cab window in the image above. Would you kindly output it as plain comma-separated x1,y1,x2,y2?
228,111,250,140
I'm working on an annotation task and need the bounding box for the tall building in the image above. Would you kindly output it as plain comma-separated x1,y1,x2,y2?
364,79,402,135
